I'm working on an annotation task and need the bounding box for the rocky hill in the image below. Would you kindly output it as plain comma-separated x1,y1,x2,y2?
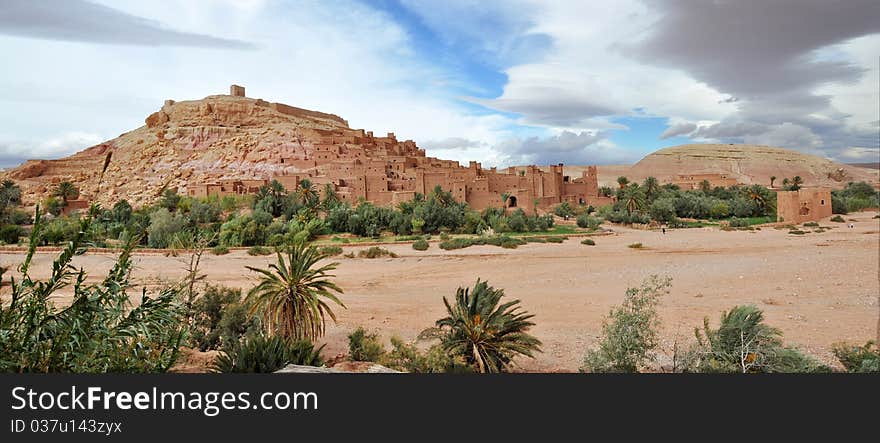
2,87,364,207
621,144,878,188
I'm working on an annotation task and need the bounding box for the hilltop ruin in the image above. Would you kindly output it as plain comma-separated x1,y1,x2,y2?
4,85,611,211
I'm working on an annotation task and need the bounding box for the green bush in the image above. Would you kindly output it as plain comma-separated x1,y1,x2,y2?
684,305,828,373
544,236,565,243
803,221,819,227
728,218,750,228
211,245,230,255
581,238,596,246
788,230,806,235
628,242,643,249
190,285,258,351
317,245,343,256
832,341,879,373
247,245,272,256
0,210,186,373
581,276,670,373
348,327,385,362
380,337,471,373
0,224,23,244
412,239,429,251
211,335,324,373
830,215,846,223
357,246,398,258
576,214,602,229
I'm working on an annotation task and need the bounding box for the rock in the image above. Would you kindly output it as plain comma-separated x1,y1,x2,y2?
275,362,400,373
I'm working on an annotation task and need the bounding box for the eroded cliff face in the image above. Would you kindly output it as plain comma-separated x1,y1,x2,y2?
3,93,357,207
625,144,878,188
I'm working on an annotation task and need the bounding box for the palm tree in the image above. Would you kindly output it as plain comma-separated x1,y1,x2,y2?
791,176,803,190
245,242,345,341
52,181,79,204
748,184,767,210
699,179,711,192
428,280,541,373
643,176,659,202
620,184,646,215
500,192,511,212
769,176,776,188
617,176,629,189
296,179,317,207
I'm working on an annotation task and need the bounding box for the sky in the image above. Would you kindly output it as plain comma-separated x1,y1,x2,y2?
0,0,878,168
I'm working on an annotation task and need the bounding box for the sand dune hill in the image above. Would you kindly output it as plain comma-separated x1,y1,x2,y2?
560,144,878,190
626,144,878,188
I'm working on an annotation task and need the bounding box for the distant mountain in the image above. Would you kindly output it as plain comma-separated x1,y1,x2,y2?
620,144,879,188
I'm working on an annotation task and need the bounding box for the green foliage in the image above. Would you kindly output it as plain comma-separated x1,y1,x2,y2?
628,242,643,249
581,238,596,246
832,341,879,373
159,189,181,212
0,224,23,244
52,181,80,203
425,279,542,373
358,246,398,258
831,182,879,214
190,285,258,351
554,202,576,218
317,245,343,256
576,214,602,229
245,242,345,341
247,245,272,256
439,235,527,250
211,335,323,373
347,327,385,362
44,196,64,216
211,245,229,255
380,337,471,373
147,208,187,248
412,239,430,251
830,215,846,223
649,198,677,223
803,221,819,227
684,305,828,373
0,208,185,372
582,276,670,373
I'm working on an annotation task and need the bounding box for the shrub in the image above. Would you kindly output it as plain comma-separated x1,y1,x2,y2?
439,232,451,240
728,218,750,228
317,245,343,256
803,221,819,227
247,245,272,256
684,305,828,373
581,238,596,246
190,285,258,351
357,246,398,258
576,214,602,229
788,230,806,235
380,337,471,373
628,242,643,249
581,276,670,373
348,327,385,362
439,237,472,250
147,208,186,248
0,224,23,244
412,239,429,251
830,215,846,223
544,236,565,243
211,336,324,373
211,245,230,255
0,210,185,373
832,341,879,373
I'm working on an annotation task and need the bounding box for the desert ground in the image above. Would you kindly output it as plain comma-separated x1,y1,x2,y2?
2,212,878,372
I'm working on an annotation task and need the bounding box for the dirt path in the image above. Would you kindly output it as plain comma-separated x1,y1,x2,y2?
2,212,878,372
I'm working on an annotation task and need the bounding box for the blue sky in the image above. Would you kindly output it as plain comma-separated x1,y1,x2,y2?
0,0,878,168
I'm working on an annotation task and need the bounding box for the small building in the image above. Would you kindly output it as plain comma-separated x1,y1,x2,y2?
776,188,832,224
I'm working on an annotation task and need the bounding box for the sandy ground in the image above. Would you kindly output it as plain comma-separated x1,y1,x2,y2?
2,212,878,372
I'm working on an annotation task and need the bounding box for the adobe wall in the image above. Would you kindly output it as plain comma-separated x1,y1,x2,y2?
776,188,832,224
